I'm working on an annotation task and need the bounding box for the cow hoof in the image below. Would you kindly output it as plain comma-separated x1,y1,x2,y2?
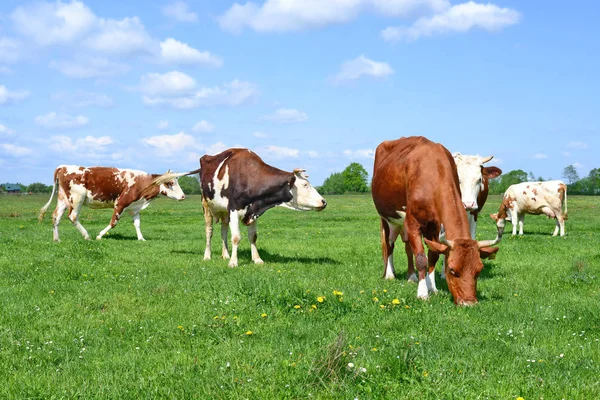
95,236,102,240
253,259,264,265
228,261,238,268
417,294,430,301
203,256,211,261
407,273,418,283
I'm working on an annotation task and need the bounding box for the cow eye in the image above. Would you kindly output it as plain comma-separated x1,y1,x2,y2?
449,267,459,277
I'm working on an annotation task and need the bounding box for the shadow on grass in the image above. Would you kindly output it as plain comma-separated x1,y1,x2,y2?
169,248,341,265
99,233,139,241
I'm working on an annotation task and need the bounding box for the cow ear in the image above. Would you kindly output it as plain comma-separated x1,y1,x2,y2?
489,213,498,221
483,166,502,179
479,246,499,260
288,174,296,187
424,238,449,255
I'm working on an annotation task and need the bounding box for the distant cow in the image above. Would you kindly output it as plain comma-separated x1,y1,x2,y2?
453,153,502,239
197,148,327,267
372,136,502,305
490,180,568,236
39,165,189,241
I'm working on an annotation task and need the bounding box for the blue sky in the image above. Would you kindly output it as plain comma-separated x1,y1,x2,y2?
0,0,598,186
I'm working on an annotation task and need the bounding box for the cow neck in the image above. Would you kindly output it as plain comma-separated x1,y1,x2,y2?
438,195,471,240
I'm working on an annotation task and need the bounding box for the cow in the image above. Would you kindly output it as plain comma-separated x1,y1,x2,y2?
196,148,327,267
39,165,190,241
490,180,568,236
371,136,502,306
453,153,502,239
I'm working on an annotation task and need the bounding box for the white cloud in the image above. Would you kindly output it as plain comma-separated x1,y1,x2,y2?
157,120,169,130
192,120,215,133
0,66,11,74
218,0,450,33
307,150,319,158
0,37,20,64
49,135,113,152
11,0,97,46
263,108,308,123
139,71,197,96
162,1,199,23
1,143,32,156
0,124,15,136
254,131,269,139
381,2,521,42
206,141,229,155
333,55,394,84
35,112,89,129
562,151,571,157
567,141,588,150
344,148,375,159
159,38,223,67
0,85,30,105
573,162,584,169
533,153,547,159
85,17,154,56
142,132,196,155
262,145,299,158
51,91,114,108
49,57,129,79
142,79,259,109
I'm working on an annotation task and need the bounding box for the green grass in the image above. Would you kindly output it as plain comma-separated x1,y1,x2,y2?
0,193,599,399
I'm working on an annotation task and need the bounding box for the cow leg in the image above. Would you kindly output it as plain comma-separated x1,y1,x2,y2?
405,219,428,299
228,211,241,268
131,212,145,241
52,199,69,242
97,207,123,240
467,212,477,239
248,221,264,264
509,208,518,236
405,242,417,282
68,197,90,240
553,209,566,236
380,219,398,280
202,200,213,260
220,215,230,260
518,213,525,235
426,250,439,294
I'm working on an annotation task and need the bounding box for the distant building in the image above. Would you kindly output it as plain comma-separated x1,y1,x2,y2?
1,183,22,194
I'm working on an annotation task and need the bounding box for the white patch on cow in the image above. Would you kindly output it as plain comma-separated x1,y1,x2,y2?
281,171,326,211
210,159,231,213
417,279,429,299
384,253,395,279
453,154,486,211
387,210,406,227
426,271,437,293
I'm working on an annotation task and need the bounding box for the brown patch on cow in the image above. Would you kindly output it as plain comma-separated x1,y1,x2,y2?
522,191,527,195
531,197,536,202
532,188,538,196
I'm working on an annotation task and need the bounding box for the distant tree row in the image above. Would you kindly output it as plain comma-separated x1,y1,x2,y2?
318,162,370,195
488,165,600,195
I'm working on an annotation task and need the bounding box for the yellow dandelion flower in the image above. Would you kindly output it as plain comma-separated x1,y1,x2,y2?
359,290,365,294
516,397,524,400
415,341,420,345
423,371,429,377
261,313,267,318
311,305,317,309
177,325,184,331
371,347,377,352
213,315,220,320
294,305,301,309
392,299,401,305
333,290,343,296
379,305,385,309
405,305,410,309
246,330,253,335
317,296,325,303
383,289,388,293
338,297,343,302
372,297,379,302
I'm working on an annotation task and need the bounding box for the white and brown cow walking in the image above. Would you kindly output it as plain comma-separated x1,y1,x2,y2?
196,148,327,267
491,180,568,236
39,165,189,241
371,136,502,305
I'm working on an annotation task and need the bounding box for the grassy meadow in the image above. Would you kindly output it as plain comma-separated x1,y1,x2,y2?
0,193,599,399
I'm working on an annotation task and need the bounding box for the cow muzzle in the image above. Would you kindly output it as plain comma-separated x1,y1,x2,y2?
463,201,478,211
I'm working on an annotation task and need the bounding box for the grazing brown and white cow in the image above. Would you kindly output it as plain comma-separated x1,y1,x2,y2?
39,165,189,241
196,148,327,267
490,180,568,237
453,153,502,239
371,136,502,305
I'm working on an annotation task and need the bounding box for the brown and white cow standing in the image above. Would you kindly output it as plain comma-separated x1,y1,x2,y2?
490,180,568,236
453,153,502,239
196,148,327,267
39,165,189,241
371,136,502,305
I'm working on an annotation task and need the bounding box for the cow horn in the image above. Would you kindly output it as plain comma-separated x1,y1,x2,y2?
439,224,454,249
293,168,306,173
477,224,504,248
481,155,493,164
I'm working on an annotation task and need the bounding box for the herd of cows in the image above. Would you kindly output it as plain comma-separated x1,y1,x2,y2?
38,136,568,306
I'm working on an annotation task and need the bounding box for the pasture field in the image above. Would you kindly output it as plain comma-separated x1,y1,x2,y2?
0,193,599,399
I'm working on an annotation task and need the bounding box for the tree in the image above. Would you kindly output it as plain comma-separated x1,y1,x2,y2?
178,175,201,195
318,172,345,195
488,169,528,195
588,168,600,194
27,182,51,193
562,165,580,184
341,162,369,193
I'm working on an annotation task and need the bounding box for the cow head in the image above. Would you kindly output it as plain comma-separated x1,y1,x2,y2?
281,169,327,211
424,225,502,306
149,170,186,201
453,153,501,211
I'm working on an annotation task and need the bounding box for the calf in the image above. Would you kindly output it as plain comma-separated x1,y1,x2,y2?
39,165,188,241
372,136,502,305
198,148,327,267
490,180,568,236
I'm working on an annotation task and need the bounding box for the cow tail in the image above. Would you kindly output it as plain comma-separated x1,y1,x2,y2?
562,186,568,220
38,168,59,222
